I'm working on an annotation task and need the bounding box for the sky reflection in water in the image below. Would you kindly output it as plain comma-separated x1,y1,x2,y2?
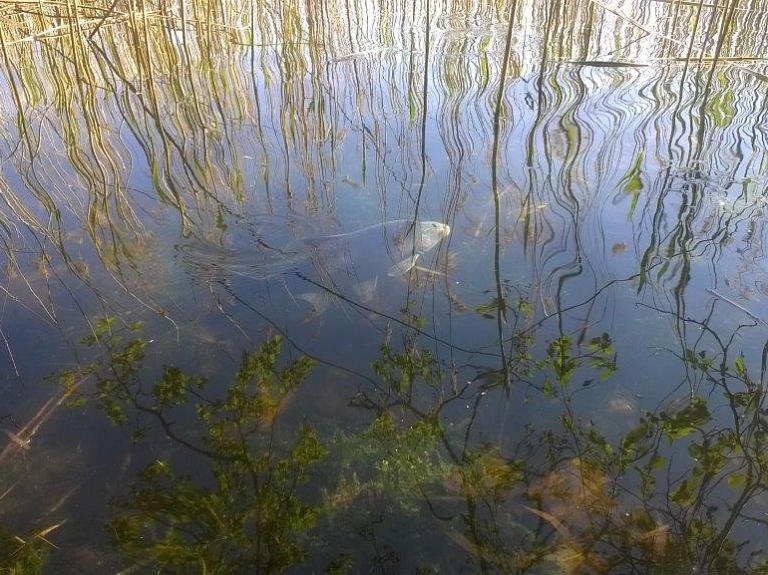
1,0,768,573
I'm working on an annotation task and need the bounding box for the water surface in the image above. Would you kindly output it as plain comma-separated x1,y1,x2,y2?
1,1,768,573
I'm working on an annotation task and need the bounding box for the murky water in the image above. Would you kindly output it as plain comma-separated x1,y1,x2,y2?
1,0,768,573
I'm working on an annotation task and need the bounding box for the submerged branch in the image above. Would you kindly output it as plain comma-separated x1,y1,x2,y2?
0,375,89,465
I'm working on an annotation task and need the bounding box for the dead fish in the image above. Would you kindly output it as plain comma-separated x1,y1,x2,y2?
297,220,451,314
181,217,450,315
179,213,324,280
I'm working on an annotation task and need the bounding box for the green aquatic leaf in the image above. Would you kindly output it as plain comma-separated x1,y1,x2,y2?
727,472,747,490
661,397,710,441
547,336,577,384
102,336,327,574
689,438,727,479
326,410,453,514
649,454,665,470
670,478,696,505
79,315,117,344
734,355,746,377
474,297,507,319
371,341,442,393
153,366,206,409
0,528,47,575
586,334,617,379
620,421,651,459
516,297,534,315
587,333,612,353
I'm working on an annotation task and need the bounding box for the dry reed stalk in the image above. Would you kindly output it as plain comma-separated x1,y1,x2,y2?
0,375,88,465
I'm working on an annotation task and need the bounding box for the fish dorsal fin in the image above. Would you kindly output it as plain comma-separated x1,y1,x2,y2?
387,255,420,277
298,292,332,315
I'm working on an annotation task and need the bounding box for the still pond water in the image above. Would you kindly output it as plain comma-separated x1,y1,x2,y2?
2,0,768,573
